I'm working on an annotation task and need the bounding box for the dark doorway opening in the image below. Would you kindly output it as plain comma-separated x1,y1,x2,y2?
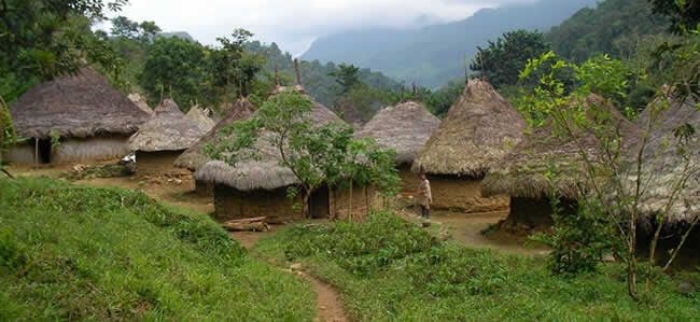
309,185,330,219
37,138,52,164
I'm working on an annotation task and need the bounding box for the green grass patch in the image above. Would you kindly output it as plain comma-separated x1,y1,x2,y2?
255,211,700,321
0,177,315,321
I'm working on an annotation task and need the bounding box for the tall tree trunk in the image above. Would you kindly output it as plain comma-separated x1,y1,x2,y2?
628,214,639,300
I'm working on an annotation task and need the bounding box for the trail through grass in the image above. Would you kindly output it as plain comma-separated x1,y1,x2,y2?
254,212,700,321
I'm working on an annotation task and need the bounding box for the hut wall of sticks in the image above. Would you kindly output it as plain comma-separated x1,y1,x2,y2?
6,135,131,165
412,79,525,213
329,184,380,221
7,68,150,166
212,184,300,224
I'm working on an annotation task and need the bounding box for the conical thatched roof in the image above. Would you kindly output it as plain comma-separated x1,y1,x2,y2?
128,93,154,116
186,105,216,132
356,101,440,165
194,91,345,191
412,79,526,177
622,95,700,223
482,94,641,200
174,98,255,171
10,68,150,139
127,99,209,152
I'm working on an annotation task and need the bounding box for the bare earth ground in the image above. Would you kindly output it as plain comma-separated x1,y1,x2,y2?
8,165,548,322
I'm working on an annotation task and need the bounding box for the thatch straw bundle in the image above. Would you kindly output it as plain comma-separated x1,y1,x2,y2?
482,94,641,200
174,98,255,171
412,79,525,177
194,91,345,191
127,99,209,152
623,95,700,223
186,105,216,132
356,101,440,165
10,68,150,139
128,93,154,116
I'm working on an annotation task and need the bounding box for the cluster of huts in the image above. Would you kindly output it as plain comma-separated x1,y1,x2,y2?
5,68,215,171
5,66,699,248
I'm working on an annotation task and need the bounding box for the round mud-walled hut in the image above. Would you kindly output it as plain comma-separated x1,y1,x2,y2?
622,93,700,262
412,79,525,213
356,100,440,193
174,97,255,195
186,105,216,133
127,99,208,176
6,68,150,166
196,63,378,223
482,94,640,233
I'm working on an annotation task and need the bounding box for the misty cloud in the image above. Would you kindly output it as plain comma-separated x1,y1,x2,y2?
116,0,537,55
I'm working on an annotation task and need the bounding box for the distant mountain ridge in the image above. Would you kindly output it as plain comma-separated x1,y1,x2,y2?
301,0,599,88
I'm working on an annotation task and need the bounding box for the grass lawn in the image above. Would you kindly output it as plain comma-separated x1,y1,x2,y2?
0,177,315,321
254,212,700,321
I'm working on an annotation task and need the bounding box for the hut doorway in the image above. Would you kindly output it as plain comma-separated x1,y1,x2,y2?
36,138,52,164
309,185,330,219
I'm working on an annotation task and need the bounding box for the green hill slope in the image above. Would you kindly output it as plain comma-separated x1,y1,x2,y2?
0,178,314,321
546,0,669,62
301,0,598,88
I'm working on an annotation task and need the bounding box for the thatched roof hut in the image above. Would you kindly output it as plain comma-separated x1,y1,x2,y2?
357,100,440,165
127,99,209,176
195,62,375,222
482,94,641,200
5,68,150,165
128,93,154,116
174,97,255,172
194,98,344,191
128,99,208,153
186,105,216,132
10,68,150,139
412,79,526,178
625,94,700,223
479,94,640,231
405,79,525,212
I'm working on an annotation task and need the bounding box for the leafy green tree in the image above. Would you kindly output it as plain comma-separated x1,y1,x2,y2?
138,36,207,108
330,63,361,94
470,30,551,89
208,29,265,107
520,51,699,299
1,0,128,100
207,91,399,218
111,16,140,38
649,0,700,33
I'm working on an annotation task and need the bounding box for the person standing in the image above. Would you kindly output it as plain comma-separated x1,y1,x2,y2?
417,173,432,220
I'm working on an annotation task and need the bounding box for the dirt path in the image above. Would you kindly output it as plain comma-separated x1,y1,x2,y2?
398,208,549,256
229,230,349,322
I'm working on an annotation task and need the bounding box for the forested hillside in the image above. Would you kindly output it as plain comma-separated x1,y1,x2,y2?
301,0,598,88
547,0,669,62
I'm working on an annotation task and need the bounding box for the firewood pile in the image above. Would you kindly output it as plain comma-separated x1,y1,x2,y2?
221,216,270,232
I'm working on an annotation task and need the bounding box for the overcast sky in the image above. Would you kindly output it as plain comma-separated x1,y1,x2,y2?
114,0,537,56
